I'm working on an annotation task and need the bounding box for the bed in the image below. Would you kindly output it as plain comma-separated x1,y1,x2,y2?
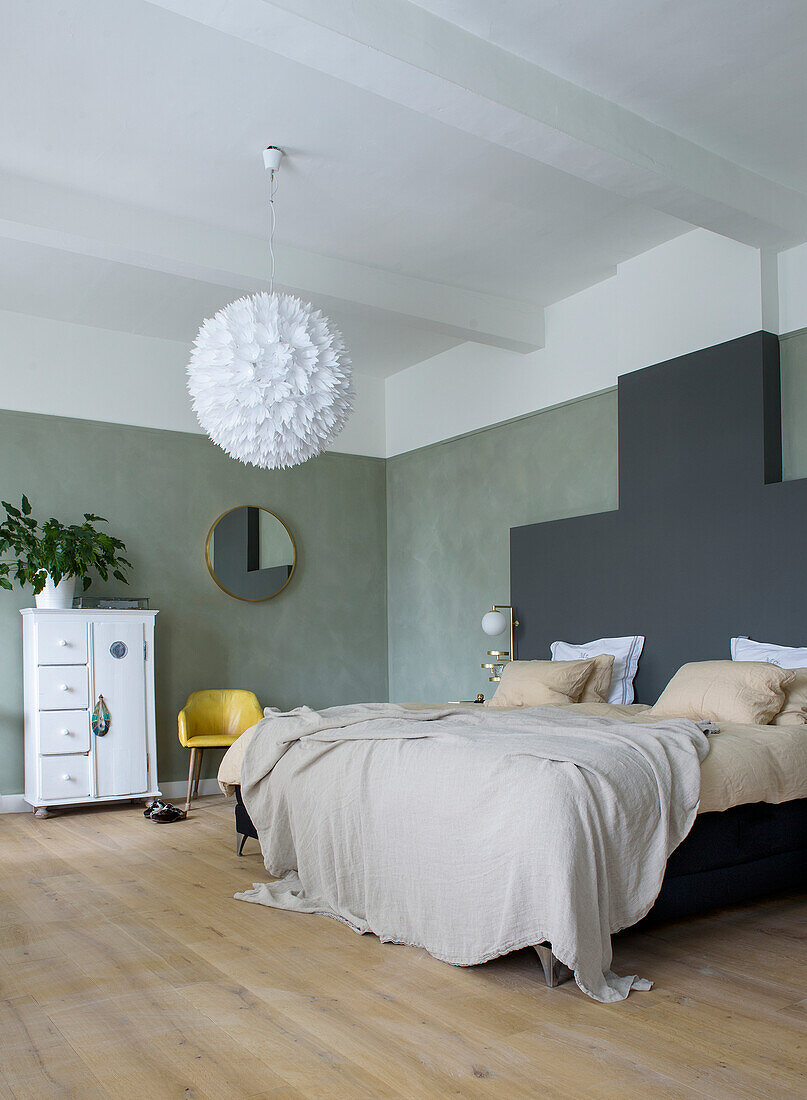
218,700,807,1001
218,338,807,1000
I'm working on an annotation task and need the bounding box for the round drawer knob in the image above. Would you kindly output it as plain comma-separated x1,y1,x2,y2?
59,684,68,692
60,728,69,736
62,774,71,781
57,639,67,647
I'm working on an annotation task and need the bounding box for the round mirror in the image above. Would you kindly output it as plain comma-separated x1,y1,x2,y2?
205,506,296,602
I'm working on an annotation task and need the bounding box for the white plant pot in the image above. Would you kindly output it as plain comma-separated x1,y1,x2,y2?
35,574,77,609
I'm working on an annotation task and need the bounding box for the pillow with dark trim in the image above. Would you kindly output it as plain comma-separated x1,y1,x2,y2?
551,636,644,704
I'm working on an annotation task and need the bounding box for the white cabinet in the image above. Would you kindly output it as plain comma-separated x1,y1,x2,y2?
22,610,160,812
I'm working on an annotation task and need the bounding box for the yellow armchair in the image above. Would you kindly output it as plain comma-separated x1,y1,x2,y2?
178,689,264,811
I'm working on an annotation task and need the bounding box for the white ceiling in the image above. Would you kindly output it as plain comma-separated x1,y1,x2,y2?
0,237,458,379
0,0,682,301
413,0,807,192
0,0,805,377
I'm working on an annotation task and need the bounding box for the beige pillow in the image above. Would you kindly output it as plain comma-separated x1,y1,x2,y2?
649,661,793,726
486,658,595,708
577,653,615,703
772,667,807,725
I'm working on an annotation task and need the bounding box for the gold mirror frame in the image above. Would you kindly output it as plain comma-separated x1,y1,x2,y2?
205,506,296,602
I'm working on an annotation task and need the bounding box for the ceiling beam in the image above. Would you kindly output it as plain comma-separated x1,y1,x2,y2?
0,170,544,353
146,0,807,250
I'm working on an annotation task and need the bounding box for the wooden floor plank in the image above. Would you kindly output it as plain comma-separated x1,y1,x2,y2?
175,980,433,1099
0,995,109,1099
1,795,805,1098
46,986,293,1099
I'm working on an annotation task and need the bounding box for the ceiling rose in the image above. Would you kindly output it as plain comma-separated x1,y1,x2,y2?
187,147,353,469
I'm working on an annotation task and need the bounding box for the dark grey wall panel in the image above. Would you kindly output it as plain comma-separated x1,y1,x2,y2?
511,332,806,704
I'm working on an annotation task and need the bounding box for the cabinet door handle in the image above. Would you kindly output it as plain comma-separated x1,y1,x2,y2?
62,774,71,781
59,683,69,692
57,639,67,647
60,728,70,736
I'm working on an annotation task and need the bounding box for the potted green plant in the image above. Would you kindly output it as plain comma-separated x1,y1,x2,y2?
0,496,133,608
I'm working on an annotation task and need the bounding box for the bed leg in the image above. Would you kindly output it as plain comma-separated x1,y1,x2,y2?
534,944,572,988
236,832,248,856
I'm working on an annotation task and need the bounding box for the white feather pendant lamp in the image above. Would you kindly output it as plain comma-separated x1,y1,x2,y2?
187,148,354,469
187,290,353,469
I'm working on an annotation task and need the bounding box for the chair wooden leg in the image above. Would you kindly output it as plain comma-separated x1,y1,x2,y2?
185,748,197,813
193,747,204,798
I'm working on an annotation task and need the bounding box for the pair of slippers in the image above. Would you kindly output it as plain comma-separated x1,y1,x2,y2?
143,799,185,823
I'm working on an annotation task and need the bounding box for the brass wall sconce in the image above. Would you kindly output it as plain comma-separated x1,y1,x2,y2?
481,604,519,682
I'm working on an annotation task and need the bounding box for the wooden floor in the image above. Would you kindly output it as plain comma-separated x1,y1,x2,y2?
0,799,805,1100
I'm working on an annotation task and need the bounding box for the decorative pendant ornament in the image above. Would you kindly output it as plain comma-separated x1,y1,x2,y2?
92,694,111,737
187,147,353,469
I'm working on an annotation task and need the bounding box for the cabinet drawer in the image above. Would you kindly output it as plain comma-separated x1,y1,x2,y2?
37,665,88,710
39,710,90,755
40,754,91,801
36,619,88,665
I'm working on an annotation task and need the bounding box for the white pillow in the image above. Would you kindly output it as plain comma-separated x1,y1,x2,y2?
730,636,807,667
551,636,645,704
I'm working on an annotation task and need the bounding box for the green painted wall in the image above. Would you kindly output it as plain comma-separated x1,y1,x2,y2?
0,409,388,795
385,391,620,704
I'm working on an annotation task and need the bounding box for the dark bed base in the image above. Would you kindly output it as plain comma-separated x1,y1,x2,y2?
640,797,807,924
233,788,807,924
234,785,256,856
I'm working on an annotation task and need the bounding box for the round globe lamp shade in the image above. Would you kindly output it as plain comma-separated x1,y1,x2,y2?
481,610,507,637
187,290,353,470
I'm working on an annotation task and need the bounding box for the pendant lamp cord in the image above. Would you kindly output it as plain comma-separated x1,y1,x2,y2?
268,169,278,294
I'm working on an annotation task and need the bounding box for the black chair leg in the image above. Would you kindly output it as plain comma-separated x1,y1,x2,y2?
236,832,248,856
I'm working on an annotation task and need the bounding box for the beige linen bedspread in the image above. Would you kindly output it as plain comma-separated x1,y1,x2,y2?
219,701,807,813
232,703,708,1002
